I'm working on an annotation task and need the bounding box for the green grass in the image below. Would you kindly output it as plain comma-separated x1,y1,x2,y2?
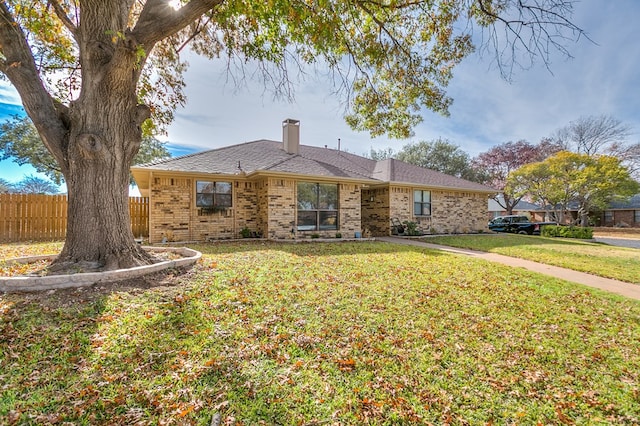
424,234,640,284
1,241,639,424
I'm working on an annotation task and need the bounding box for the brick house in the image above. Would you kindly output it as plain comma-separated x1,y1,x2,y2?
596,194,640,228
131,119,496,243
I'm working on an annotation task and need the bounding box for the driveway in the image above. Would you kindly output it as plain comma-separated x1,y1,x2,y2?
594,237,640,249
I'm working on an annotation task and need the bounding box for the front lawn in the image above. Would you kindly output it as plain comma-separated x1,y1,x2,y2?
424,234,640,284
1,241,639,425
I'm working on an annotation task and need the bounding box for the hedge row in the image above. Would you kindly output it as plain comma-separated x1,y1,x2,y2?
541,225,593,239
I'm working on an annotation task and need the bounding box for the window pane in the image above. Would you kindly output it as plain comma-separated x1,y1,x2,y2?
422,191,430,202
298,182,318,210
414,190,422,203
196,193,214,207
197,181,214,193
216,182,232,194
319,211,338,230
297,210,317,231
318,184,338,210
414,202,422,216
214,194,232,208
421,203,431,216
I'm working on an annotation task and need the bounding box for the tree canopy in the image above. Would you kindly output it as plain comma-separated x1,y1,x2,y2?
12,174,60,194
472,139,563,214
554,115,632,156
0,177,12,193
552,115,639,181
395,138,482,181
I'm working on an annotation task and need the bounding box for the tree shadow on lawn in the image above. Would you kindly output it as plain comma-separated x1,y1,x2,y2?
2,240,639,424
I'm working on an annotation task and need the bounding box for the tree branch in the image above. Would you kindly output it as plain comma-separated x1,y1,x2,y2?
475,0,590,79
132,0,224,49
0,1,68,166
49,0,78,38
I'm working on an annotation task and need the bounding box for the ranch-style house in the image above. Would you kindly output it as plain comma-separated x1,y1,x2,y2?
131,119,496,243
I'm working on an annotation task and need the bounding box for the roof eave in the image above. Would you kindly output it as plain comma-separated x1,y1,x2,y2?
383,180,497,193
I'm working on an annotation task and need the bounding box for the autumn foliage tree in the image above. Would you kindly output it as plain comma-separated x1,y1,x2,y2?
472,139,563,214
0,0,585,272
554,115,640,181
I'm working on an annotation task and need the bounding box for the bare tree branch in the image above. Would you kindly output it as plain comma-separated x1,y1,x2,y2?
475,0,591,80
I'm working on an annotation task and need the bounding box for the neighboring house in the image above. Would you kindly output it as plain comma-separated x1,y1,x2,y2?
597,194,640,228
530,196,640,227
131,119,496,243
488,196,540,220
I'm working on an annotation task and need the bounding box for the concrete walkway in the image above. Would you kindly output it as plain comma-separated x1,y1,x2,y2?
378,237,640,301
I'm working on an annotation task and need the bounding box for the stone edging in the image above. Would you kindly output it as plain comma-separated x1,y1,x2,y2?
0,247,201,293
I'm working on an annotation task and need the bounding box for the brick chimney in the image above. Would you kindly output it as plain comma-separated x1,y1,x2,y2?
282,118,300,154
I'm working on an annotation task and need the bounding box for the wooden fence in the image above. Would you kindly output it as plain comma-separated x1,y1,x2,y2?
0,194,149,243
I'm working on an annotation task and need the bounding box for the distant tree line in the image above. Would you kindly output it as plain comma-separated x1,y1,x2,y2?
0,175,60,194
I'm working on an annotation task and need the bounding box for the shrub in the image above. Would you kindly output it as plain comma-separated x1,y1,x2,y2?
541,225,593,239
402,221,421,236
240,227,252,238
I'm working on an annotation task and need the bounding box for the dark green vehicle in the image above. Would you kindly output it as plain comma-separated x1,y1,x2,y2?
488,215,556,235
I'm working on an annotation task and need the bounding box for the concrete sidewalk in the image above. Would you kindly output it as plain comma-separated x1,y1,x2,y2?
378,237,640,301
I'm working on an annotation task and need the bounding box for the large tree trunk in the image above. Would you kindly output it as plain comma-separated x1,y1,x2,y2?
50,4,154,272
52,94,154,272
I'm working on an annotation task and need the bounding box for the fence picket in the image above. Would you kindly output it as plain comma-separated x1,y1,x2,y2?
0,194,148,243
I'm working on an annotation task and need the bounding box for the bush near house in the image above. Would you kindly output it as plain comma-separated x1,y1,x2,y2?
541,225,593,239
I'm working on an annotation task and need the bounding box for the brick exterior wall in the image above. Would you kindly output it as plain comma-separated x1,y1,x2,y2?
600,210,640,228
255,178,269,236
147,174,488,242
235,181,260,234
338,183,362,237
149,176,192,243
149,174,260,243
431,190,487,234
266,178,297,239
362,185,488,236
362,187,390,236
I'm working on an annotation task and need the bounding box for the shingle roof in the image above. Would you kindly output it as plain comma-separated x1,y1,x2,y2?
488,197,540,212
134,139,495,193
608,194,640,209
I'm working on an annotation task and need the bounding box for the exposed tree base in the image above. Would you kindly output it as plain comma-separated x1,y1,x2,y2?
47,246,157,275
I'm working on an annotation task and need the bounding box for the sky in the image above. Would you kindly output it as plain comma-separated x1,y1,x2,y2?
1,0,639,192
